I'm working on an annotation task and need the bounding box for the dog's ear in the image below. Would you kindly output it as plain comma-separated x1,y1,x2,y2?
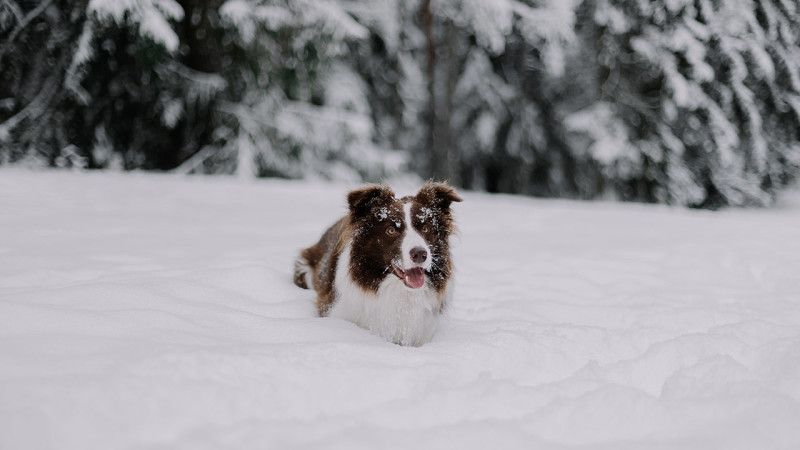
347,184,395,218
416,182,463,212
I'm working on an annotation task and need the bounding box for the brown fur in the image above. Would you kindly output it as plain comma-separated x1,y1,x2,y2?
294,182,462,317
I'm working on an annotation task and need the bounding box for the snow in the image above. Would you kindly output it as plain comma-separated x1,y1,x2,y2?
342,0,401,52
2,170,800,449
565,101,639,173
220,0,367,45
308,0,369,40
64,21,95,105
445,0,514,55
219,0,293,44
88,0,184,52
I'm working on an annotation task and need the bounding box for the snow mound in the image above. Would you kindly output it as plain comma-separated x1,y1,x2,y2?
1,170,799,449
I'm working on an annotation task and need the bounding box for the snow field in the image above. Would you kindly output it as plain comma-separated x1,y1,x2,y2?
1,170,800,449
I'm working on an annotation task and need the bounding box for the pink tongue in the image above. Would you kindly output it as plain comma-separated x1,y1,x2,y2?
404,268,425,289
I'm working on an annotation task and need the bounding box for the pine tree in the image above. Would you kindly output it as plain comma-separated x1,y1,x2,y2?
566,0,800,207
431,0,580,193
2,0,798,208
1,0,91,167
175,0,404,181
0,0,197,169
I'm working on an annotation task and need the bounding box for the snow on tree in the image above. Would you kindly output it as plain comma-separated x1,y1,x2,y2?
87,0,184,52
1,0,89,167
2,0,799,208
434,0,580,192
345,0,582,188
176,0,405,181
69,0,230,170
1,0,403,181
566,0,800,207
1,0,199,169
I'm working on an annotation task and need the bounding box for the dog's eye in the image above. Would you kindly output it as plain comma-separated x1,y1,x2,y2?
386,226,397,236
421,225,430,234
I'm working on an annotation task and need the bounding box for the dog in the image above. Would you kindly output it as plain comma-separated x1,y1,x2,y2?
293,182,462,346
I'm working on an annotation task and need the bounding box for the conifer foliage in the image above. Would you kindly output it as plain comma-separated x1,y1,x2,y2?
1,0,798,207
567,0,800,207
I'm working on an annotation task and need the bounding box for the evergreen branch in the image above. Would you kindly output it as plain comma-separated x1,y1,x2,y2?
0,0,56,71
216,101,279,131
172,145,221,174
0,73,58,141
63,20,94,106
162,61,228,90
175,101,280,175
0,0,24,25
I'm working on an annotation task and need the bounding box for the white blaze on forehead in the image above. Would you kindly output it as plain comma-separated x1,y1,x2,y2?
401,201,431,269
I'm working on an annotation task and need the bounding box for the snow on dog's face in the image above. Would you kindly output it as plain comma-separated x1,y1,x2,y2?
346,182,462,294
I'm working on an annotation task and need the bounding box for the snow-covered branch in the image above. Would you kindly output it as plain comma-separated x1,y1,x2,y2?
0,0,56,70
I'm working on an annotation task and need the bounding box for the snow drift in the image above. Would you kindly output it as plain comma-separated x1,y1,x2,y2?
1,170,799,449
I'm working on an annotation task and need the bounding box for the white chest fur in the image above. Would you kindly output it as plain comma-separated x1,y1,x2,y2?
329,243,442,346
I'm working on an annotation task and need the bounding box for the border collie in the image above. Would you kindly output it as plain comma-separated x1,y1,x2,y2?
293,182,462,346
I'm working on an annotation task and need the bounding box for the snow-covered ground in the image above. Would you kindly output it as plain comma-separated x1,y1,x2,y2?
1,169,800,449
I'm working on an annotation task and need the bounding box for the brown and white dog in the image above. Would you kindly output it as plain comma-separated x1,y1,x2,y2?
293,182,462,346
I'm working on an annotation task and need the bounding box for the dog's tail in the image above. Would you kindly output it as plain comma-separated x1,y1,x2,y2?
293,250,314,290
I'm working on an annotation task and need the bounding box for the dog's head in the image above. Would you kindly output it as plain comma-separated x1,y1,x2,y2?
346,182,462,293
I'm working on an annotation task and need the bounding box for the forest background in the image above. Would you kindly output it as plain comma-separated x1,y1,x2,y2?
1,0,799,208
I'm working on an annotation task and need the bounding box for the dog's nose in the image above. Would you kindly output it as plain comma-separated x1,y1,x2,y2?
410,247,427,264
